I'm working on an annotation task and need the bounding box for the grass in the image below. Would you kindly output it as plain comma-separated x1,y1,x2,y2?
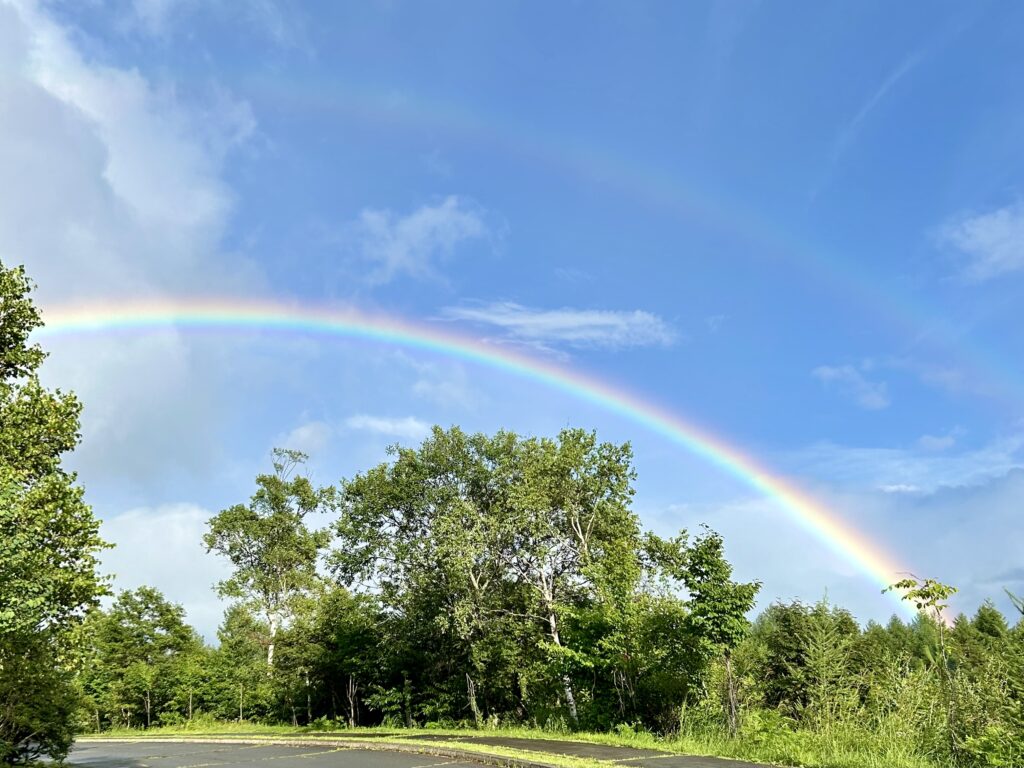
79,719,944,768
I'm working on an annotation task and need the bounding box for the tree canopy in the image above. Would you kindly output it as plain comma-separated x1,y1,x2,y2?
0,262,107,763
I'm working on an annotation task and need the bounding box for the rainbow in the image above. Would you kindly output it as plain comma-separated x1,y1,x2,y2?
255,80,1024,410
38,298,914,615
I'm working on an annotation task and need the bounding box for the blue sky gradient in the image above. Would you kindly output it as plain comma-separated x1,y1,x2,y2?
4,0,1024,638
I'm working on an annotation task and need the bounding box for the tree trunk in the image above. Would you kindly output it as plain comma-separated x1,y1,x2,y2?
144,690,151,728
267,615,278,667
402,676,414,728
239,683,244,722
466,673,482,728
346,675,357,728
305,670,312,724
547,612,578,726
724,653,739,737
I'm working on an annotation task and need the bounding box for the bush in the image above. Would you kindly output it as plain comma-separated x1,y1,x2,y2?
0,637,80,764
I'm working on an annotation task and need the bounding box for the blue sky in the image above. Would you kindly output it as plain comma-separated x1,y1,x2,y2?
4,0,1024,638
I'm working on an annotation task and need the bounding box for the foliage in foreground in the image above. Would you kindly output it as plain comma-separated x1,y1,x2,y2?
0,262,108,764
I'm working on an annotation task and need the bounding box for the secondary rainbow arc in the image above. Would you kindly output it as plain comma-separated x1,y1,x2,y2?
38,298,914,615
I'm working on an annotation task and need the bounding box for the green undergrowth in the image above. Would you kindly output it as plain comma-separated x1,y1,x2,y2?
80,717,944,768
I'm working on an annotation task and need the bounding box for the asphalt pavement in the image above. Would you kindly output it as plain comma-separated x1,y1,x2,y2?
71,738,773,768
69,741,484,768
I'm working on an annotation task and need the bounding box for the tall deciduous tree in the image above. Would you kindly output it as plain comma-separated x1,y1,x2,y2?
650,526,760,736
0,262,107,763
496,429,639,726
334,426,644,728
683,529,759,736
204,449,333,667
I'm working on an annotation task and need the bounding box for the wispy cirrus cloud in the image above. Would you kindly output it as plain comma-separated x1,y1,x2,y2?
788,430,1024,493
812,363,890,410
938,200,1024,281
128,0,306,47
810,52,923,200
442,301,677,351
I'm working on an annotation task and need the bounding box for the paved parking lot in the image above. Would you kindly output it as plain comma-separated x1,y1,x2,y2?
71,738,772,768
70,741,485,768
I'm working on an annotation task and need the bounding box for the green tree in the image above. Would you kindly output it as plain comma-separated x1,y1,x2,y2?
334,427,516,726
0,263,107,762
652,527,760,736
205,449,334,667
496,429,640,726
803,600,855,728
307,586,380,727
209,605,274,721
334,427,646,728
886,575,962,762
81,587,202,728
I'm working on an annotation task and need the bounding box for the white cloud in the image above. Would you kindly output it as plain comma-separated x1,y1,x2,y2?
812,363,890,410
644,495,906,621
100,503,230,642
0,0,262,486
344,415,432,442
939,200,1024,281
917,430,960,452
278,420,333,456
342,196,488,285
879,483,923,494
788,430,1024,494
442,302,677,350
648,460,1024,623
843,469,1024,620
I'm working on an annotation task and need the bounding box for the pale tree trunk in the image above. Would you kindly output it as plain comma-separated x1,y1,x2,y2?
144,690,152,728
346,675,357,728
547,611,578,725
239,683,244,722
188,690,193,721
267,614,279,667
466,673,482,727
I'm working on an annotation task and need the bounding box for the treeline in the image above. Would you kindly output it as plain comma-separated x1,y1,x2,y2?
76,431,1024,768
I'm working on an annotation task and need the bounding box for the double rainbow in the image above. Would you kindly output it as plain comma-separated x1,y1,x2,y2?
39,298,912,614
